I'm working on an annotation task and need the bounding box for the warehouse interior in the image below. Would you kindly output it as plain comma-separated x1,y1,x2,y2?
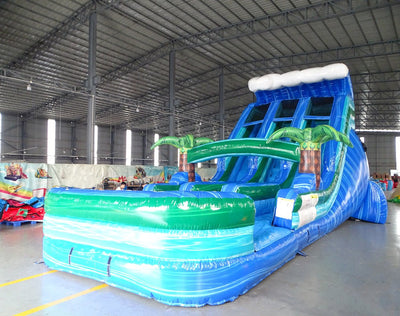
0,0,399,315
0,0,399,170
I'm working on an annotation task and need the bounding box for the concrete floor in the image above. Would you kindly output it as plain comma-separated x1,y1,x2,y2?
1,202,399,316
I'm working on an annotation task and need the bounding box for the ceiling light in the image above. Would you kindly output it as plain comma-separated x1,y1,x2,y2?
26,83,32,91
136,106,140,112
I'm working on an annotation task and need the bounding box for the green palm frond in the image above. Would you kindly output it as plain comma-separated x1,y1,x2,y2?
151,135,214,153
267,127,306,144
311,125,353,147
179,134,195,149
194,137,214,146
150,136,180,150
267,125,353,148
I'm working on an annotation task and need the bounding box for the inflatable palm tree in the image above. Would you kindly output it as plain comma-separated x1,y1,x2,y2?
151,134,213,182
267,125,353,190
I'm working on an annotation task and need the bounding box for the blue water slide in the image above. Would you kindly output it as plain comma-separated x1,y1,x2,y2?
212,101,280,183
43,64,388,307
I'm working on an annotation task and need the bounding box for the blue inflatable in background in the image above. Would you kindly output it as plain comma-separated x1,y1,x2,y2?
43,64,387,307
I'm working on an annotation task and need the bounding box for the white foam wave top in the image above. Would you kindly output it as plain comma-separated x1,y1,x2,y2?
248,63,349,92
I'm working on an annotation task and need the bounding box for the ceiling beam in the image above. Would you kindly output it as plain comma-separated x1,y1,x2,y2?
6,1,94,70
351,71,400,85
100,0,396,82
15,41,400,121
355,90,400,100
16,1,399,121
174,1,396,49
112,42,400,105
5,0,122,71
225,40,400,74
83,40,400,126
356,103,400,110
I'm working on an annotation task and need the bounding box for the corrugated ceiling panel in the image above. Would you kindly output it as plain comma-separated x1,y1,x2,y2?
0,0,398,135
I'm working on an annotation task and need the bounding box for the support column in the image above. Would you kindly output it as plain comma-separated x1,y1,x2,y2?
142,131,146,165
110,126,115,165
71,121,77,163
219,67,225,140
87,10,97,164
168,50,176,165
21,117,26,160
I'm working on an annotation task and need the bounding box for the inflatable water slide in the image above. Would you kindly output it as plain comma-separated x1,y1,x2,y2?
43,63,387,307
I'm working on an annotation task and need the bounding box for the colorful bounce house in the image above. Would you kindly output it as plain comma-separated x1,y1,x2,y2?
43,63,387,307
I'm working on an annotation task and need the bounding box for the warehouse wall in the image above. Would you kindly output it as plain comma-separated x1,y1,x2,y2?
8,114,399,175
2,113,398,174
0,114,155,166
55,121,74,164
70,125,148,165
2,114,47,162
97,126,122,165
359,133,397,175
1,114,25,161
131,130,147,165
26,118,48,163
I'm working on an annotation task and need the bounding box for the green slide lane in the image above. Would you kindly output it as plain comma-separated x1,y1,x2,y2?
236,163,298,200
151,184,180,191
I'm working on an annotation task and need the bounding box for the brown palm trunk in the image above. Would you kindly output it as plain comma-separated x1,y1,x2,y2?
179,153,189,172
188,163,196,182
299,149,321,190
179,153,195,182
